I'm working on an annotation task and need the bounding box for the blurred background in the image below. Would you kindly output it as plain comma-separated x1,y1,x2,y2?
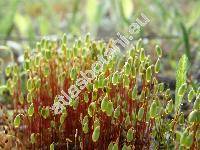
0,0,200,88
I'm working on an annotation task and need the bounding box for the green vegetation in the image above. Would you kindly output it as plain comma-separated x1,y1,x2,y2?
0,0,199,149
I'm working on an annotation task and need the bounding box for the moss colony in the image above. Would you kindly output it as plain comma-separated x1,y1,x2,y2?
2,34,199,149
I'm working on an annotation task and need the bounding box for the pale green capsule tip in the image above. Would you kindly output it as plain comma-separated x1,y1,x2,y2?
62,33,67,43
138,107,144,121
92,126,100,142
188,110,200,123
30,133,35,144
108,142,113,150
132,85,137,100
188,89,195,102
88,102,96,117
28,103,34,117
156,45,162,57
140,48,145,62
50,142,54,150
127,128,134,142
14,114,21,128
193,96,200,110
112,71,119,85
146,66,152,82
180,130,193,148
178,83,187,96
106,101,114,116
155,58,160,73
83,123,89,134
150,101,157,118
114,106,120,119
112,143,118,150
165,100,173,114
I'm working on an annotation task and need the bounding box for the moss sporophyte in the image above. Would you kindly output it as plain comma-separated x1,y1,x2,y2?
51,13,150,115
4,33,199,149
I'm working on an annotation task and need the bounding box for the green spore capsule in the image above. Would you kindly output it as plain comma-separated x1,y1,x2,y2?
34,55,40,68
132,66,136,78
60,113,67,124
112,71,119,85
44,66,50,77
92,90,97,100
98,74,105,88
132,112,137,125
188,89,195,102
155,58,160,73
137,107,144,121
132,85,137,100
5,65,12,76
62,33,67,44
165,100,173,114
122,144,127,150
73,47,78,57
136,39,142,51
105,101,114,117
27,78,33,92
92,126,100,142
125,114,130,126
50,121,56,128
94,118,100,129
84,93,89,103
179,112,185,124
36,42,41,50
129,48,135,58
178,83,187,97
30,133,36,144
101,96,109,112
45,49,51,60
139,63,144,75
156,45,162,58
83,123,89,134
193,96,200,110
140,48,145,62
114,106,121,119
41,107,50,119
180,130,193,148
112,143,118,150
19,94,24,105
70,67,77,80
146,66,152,83
124,62,131,76
34,77,41,89
82,115,88,124
14,114,21,128
165,89,171,99
77,39,82,48
61,44,66,54
188,110,200,123
158,83,164,92
88,102,96,117
150,101,157,118
127,128,134,142
85,33,90,43
134,56,140,69
24,59,30,71
122,144,131,150
50,142,54,150
28,103,34,117
27,93,33,103
108,142,113,150
123,75,130,88
13,65,19,75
